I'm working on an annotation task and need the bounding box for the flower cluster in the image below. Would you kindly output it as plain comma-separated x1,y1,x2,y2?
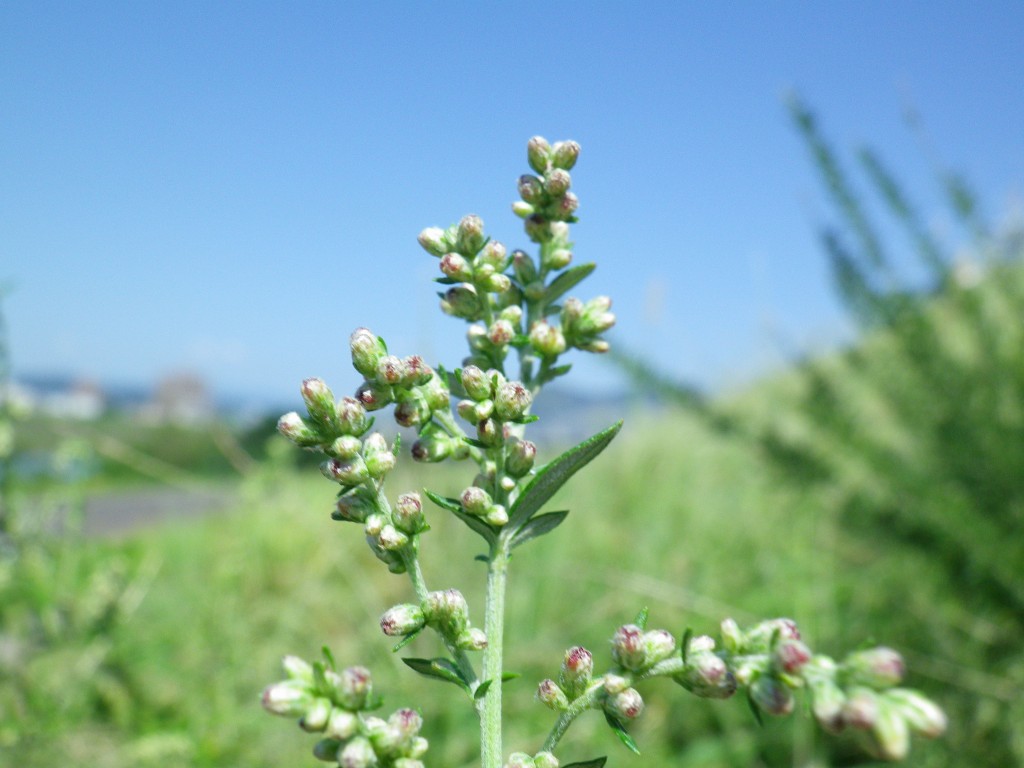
262,652,428,768
380,588,487,652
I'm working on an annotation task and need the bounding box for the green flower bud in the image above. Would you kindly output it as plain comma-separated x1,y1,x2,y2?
321,456,369,486
484,504,508,527
494,380,532,420
440,252,473,280
394,492,425,534
328,435,363,459
395,759,425,768
478,240,508,270
355,380,393,411
551,140,580,170
339,736,376,768
411,429,453,463
422,589,469,637
537,679,569,710
477,417,502,447
325,708,359,740
842,687,879,730
380,604,427,636
745,618,800,653
378,524,409,551
375,355,406,386
300,696,332,732
333,666,372,710
506,752,536,768
644,628,677,665
336,397,369,435
441,283,481,319
559,646,594,698
277,411,322,448
419,375,449,411
283,654,315,683
553,191,579,220
545,248,573,270
518,174,545,204
885,688,946,737
869,698,910,761
529,321,566,357
534,751,559,768
675,648,737,699
408,736,428,759
512,201,534,218
350,328,386,378
524,214,553,243
401,355,433,386
418,226,449,256
527,136,551,173
611,624,647,671
456,214,486,255
578,296,616,335
394,394,429,428
606,687,644,720
720,618,743,653
333,492,373,523
364,512,387,536
457,627,488,651
577,338,610,353
505,437,537,478
460,486,492,516
483,273,512,293
362,433,396,478
750,675,794,716
389,707,424,744
602,673,630,695
261,680,312,717
544,169,571,197
843,647,905,689
300,378,336,428
313,737,342,762
366,534,406,573
512,249,538,284
809,676,847,733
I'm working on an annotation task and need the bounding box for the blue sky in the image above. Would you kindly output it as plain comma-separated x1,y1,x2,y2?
3,2,1023,407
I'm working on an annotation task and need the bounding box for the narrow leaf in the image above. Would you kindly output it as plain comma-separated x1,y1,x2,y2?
746,689,765,727
321,646,336,671
564,759,608,768
402,658,470,692
474,679,493,700
434,276,459,285
681,628,693,665
425,490,497,544
604,712,641,755
510,510,569,549
545,263,597,303
508,421,623,528
392,626,424,652
633,607,649,631
501,672,521,682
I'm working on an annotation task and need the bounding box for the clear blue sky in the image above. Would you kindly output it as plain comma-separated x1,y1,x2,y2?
3,2,1023,406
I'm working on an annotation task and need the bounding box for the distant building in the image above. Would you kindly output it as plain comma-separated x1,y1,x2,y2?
141,372,214,425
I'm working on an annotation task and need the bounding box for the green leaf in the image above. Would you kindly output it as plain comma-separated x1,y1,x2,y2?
509,510,569,549
508,421,623,528
501,671,521,682
425,490,497,544
392,626,424,652
463,437,488,449
633,607,649,630
473,679,493,700
681,628,693,665
321,647,336,671
402,658,470,692
545,263,597,303
745,688,765,727
434,276,459,285
604,711,641,755
564,759,608,768
511,414,540,425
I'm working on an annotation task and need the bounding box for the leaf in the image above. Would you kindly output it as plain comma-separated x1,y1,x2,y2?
425,490,497,544
545,263,597,303
508,421,623,528
511,414,540,425
604,711,641,755
474,679,493,700
434,276,459,285
564,759,608,768
633,607,649,631
402,658,470,692
463,437,488,449
509,510,569,550
501,672,521,682
680,628,693,665
321,646,336,671
392,626,424,652
745,688,765,727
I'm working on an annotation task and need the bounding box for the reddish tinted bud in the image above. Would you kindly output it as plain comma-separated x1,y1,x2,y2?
460,486,492,516
559,646,594,697
551,140,580,170
411,430,452,463
401,355,433,386
389,707,424,741
745,618,800,652
775,639,812,674
843,647,905,689
355,380,393,411
350,327,386,377
333,493,373,523
675,650,737,700
527,136,551,173
487,319,515,346
518,174,545,204
375,355,406,386
543,169,571,197
334,666,373,711
380,604,426,636
606,687,644,721
320,457,369,486
505,437,537,478
478,239,508,270
335,397,368,435
417,226,448,256
457,627,488,651
277,411,321,447
440,252,473,281
494,380,532,420
610,624,647,671
750,675,795,716
843,687,879,730
394,397,428,428
456,214,486,255
554,191,579,219
394,492,425,534
477,417,502,446
537,679,569,710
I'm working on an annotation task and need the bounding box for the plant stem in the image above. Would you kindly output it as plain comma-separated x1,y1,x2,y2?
480,539,511,768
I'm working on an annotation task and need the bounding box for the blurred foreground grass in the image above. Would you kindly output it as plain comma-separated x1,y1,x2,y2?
2,404,973,767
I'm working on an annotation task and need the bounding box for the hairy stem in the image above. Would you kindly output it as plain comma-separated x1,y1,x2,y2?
481,539,511,768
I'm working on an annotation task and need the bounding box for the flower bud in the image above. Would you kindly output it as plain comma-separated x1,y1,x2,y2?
843,647,905,689
518,174,545,204
602,673,630,695
506,753,536,768
460,486,492,516
393,492,425,534
606,687,644,720
554,192,579,219
321,456,369,486
479,239,508,267
261,680,312,717
750,675,794,716
456,214,486,255
720,618,743,653
325,708,359,740
394,395,429,428
362,433,396,478
389,707,424,744
394,760,425,768
419,375,449,411
336,397,369,435
328,435,363,459
745,618,800,652
644,629,677,665
333,492,373,523
870,699,910,760
492,380,532,421
366,534,406,573
611,624,648,671
355,380,393,411
544,169,571,197
422,589,469,636
300,696,332,731
477,417,502,447
339,736,377,768
559,646,593,698
485,318,515,347
408,736,428,759
885,689,946,737
484,504,508,527
378,524,409,551
527,136,551,173
350,328,386,378
313,737,343,762
301,378,336,428
774,639,812,675
551,140,580,170
411,428,453,463
483,273,512,294
842,687,880,730
460,367,492,404
418,226,448,256
334,666,373,711
374,355,406,386
577,339,610,353
524,214,553,243
380,604,425,637
441,283,481,319
545,248,572,270
512,249,538,284
512,201,534,218
364,513,387,536
675,650,737,699
277,411,321,447
457,627,488,651
505,438,537,478
440,252,473,280
534,752,558,768
809,676,847,733
537,679,569,710
402,355,433,387
283,654,314,682
529,321,566,357
579,296,616,335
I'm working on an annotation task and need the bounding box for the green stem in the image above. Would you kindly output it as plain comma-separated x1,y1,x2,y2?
481,538,511,768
